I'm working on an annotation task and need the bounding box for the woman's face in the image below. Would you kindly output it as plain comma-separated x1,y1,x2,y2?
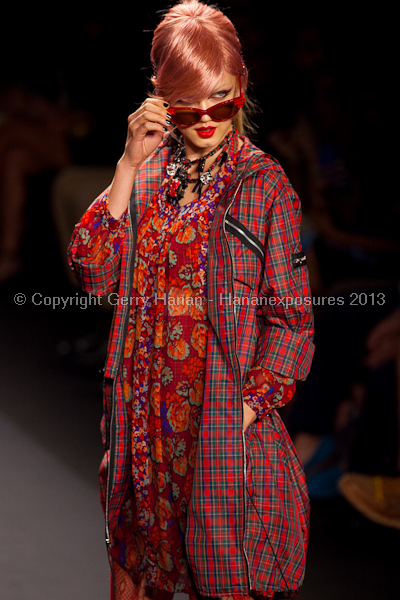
173,72,238,158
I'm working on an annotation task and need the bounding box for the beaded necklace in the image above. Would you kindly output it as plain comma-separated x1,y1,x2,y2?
166,127,237,205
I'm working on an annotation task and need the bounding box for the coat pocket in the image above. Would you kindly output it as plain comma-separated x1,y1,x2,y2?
225,215,264,291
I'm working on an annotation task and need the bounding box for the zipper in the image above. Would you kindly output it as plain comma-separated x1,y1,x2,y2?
105,375,118,548
241,425,251,590
224,215,265,265
223,184,252,591
105,193,138,555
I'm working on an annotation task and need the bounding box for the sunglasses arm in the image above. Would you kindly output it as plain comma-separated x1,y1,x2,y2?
236,74,245,107
234,95,245,108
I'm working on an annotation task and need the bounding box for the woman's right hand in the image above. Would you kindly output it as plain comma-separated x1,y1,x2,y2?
106,98,171,219
120,97,171,170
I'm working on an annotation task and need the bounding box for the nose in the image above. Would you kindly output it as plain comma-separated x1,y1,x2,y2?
196,99,212,123
199,112,212,123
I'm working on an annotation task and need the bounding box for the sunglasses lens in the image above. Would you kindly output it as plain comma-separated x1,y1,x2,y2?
171,110,200,126
210,101,239,121
170,96,243,126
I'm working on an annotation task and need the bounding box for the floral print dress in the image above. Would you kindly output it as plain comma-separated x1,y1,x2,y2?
110,149,241,598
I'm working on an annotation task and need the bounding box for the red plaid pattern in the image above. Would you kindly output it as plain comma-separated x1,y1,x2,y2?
68,132,314,598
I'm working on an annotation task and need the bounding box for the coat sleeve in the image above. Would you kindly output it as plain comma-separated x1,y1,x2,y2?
67,188,128,296
242,167,315,420
243,366,296,420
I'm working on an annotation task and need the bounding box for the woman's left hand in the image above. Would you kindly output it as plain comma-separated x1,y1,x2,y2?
243,402,257,432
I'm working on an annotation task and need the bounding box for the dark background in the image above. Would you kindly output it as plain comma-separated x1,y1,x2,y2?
2,3,397,159
1,2,399,599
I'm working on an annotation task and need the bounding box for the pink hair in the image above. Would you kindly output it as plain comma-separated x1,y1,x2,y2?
150,0,248,105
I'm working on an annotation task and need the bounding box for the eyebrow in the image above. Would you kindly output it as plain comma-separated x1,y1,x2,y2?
210,84,233,95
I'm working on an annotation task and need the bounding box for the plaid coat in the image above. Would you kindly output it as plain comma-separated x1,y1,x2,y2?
68,133,315,598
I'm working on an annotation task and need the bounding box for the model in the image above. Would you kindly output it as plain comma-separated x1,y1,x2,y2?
68,2,315,599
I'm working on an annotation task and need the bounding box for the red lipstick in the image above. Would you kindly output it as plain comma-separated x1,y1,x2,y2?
195,127,216,139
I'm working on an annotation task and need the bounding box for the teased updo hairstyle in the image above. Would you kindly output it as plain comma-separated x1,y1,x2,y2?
150,0,256,135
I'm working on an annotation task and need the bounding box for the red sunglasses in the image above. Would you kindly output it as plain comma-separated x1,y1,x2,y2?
168,77,245,127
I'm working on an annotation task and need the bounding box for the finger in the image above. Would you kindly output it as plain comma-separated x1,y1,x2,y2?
128,118,167,140
135,105,169,123
128,101,170,124
142,97,170,110
138,575,151,600
138,574,146,598
129,109,171,132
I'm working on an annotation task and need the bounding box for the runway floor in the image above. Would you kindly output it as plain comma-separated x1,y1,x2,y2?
1,269,398,600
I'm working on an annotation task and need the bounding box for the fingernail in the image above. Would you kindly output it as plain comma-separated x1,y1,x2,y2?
163,126,167,131
165,118,171,125
163,102,169,108
166,112,171,118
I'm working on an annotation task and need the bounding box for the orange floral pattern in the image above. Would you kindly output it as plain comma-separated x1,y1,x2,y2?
110,151,240,595
242,365,296,419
